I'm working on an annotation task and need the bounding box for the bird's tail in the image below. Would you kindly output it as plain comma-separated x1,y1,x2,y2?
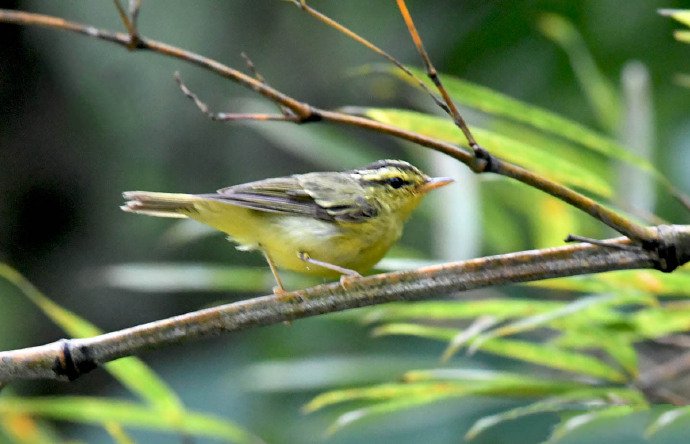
121,191,199,218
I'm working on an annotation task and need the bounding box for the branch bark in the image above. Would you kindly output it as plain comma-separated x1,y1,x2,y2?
2,229,689,384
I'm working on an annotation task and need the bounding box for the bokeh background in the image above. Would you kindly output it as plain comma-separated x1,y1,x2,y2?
1,0,689,443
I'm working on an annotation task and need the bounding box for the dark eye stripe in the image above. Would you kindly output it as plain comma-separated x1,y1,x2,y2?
372,177,410,188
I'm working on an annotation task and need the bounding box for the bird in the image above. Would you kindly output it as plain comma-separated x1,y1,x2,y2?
121,159,453,293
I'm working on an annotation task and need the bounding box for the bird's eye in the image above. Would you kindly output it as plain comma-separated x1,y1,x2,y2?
386,177,406,189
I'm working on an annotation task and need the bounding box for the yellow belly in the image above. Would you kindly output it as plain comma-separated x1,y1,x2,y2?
189,199,403,277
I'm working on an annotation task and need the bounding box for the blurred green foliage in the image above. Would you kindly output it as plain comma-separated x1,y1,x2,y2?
1,1,690,443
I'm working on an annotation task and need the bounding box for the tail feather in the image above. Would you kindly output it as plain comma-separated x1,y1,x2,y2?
121,191,198,218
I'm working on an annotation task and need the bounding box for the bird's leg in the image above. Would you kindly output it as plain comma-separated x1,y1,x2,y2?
297,252,362,290
262,249,287,295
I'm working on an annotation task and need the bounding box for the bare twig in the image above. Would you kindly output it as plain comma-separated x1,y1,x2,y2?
113,0,141,49
288,0,450,114
0,234,669,384
564,234,641,251
638,350,690,391
240,52,294,118
0,10,662,244
175,72,298,122
395,0,482,156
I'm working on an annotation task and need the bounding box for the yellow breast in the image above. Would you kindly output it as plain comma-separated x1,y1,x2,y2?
189,199,404,277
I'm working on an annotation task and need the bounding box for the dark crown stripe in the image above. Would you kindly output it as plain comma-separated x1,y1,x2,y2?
359,159,418,173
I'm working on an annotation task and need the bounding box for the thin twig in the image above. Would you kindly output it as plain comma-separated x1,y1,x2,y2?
564,234,641,251
0,235,664,383
129,0,141,31
395,0,482,156
240,52,294,118
638,350,690,390
113,0,141,48
289,0,450,114
175,72,298,122
0,8,659,244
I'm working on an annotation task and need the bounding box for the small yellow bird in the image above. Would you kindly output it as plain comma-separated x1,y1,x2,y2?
122,159,453,292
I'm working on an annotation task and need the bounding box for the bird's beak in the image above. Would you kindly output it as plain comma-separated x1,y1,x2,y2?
418,176,454,193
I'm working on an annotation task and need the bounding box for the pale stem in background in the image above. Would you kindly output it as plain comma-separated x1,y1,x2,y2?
428,150,480,260
618,61,655,216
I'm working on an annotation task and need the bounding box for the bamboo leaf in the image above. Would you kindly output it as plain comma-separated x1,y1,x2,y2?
0,264,183,414
674,30,690,43
442,316,498,362
361,108,612,197
402,369,584,396
537,13,620,132
659,9,690,28
0,410,65,444
527,266,690,298
632,306,690,338
99,263,290,293
646,405,690,436
554,329,639,377
361,299,564,324
373,65,653,172
546,405,639,443
324,395,450,436
474,294,620,342
0,397,261,444
370,323,458,342
474,338,627,383
371,323,626,382
307,374,583,415
303,382,461,414
465,388,645,440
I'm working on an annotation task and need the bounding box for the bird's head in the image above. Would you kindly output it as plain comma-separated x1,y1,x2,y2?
355,159,454,218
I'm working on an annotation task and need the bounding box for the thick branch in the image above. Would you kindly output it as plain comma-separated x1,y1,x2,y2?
3,228,688,384
0,8,658,244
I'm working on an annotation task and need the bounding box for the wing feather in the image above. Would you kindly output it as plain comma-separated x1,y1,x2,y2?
205,173,378,223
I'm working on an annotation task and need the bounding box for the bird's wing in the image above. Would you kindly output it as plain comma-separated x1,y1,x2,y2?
209,173,377,223
297,172,379,222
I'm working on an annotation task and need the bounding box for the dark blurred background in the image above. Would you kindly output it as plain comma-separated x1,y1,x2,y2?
1,1,689,443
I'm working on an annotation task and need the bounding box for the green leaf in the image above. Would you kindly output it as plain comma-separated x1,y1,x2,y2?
659,9,690,28
554,329,639,377
537,13,620,132
674,30,690,43
0,264,183,413
361,299,565,323
103,422,135,444
402,369,584,396
324,395,452,436
0,410,65,444
546,405,639,443
632,306,690,338
473,294,621,342
306,373,583,415
371,322,627,382
646,405,690,436
376,65,654,172
100,263,290,293
526,266,690,298
303,382,461,413
475,338,628,383
362,108,612,197
370,323,458,342
0,397,261,444
441,316,498,362
465,388,646,440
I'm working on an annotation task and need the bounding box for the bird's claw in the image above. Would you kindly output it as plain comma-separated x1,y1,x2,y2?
340,272,362,291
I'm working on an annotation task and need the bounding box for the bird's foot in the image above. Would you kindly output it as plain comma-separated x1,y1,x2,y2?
339,271,362,291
